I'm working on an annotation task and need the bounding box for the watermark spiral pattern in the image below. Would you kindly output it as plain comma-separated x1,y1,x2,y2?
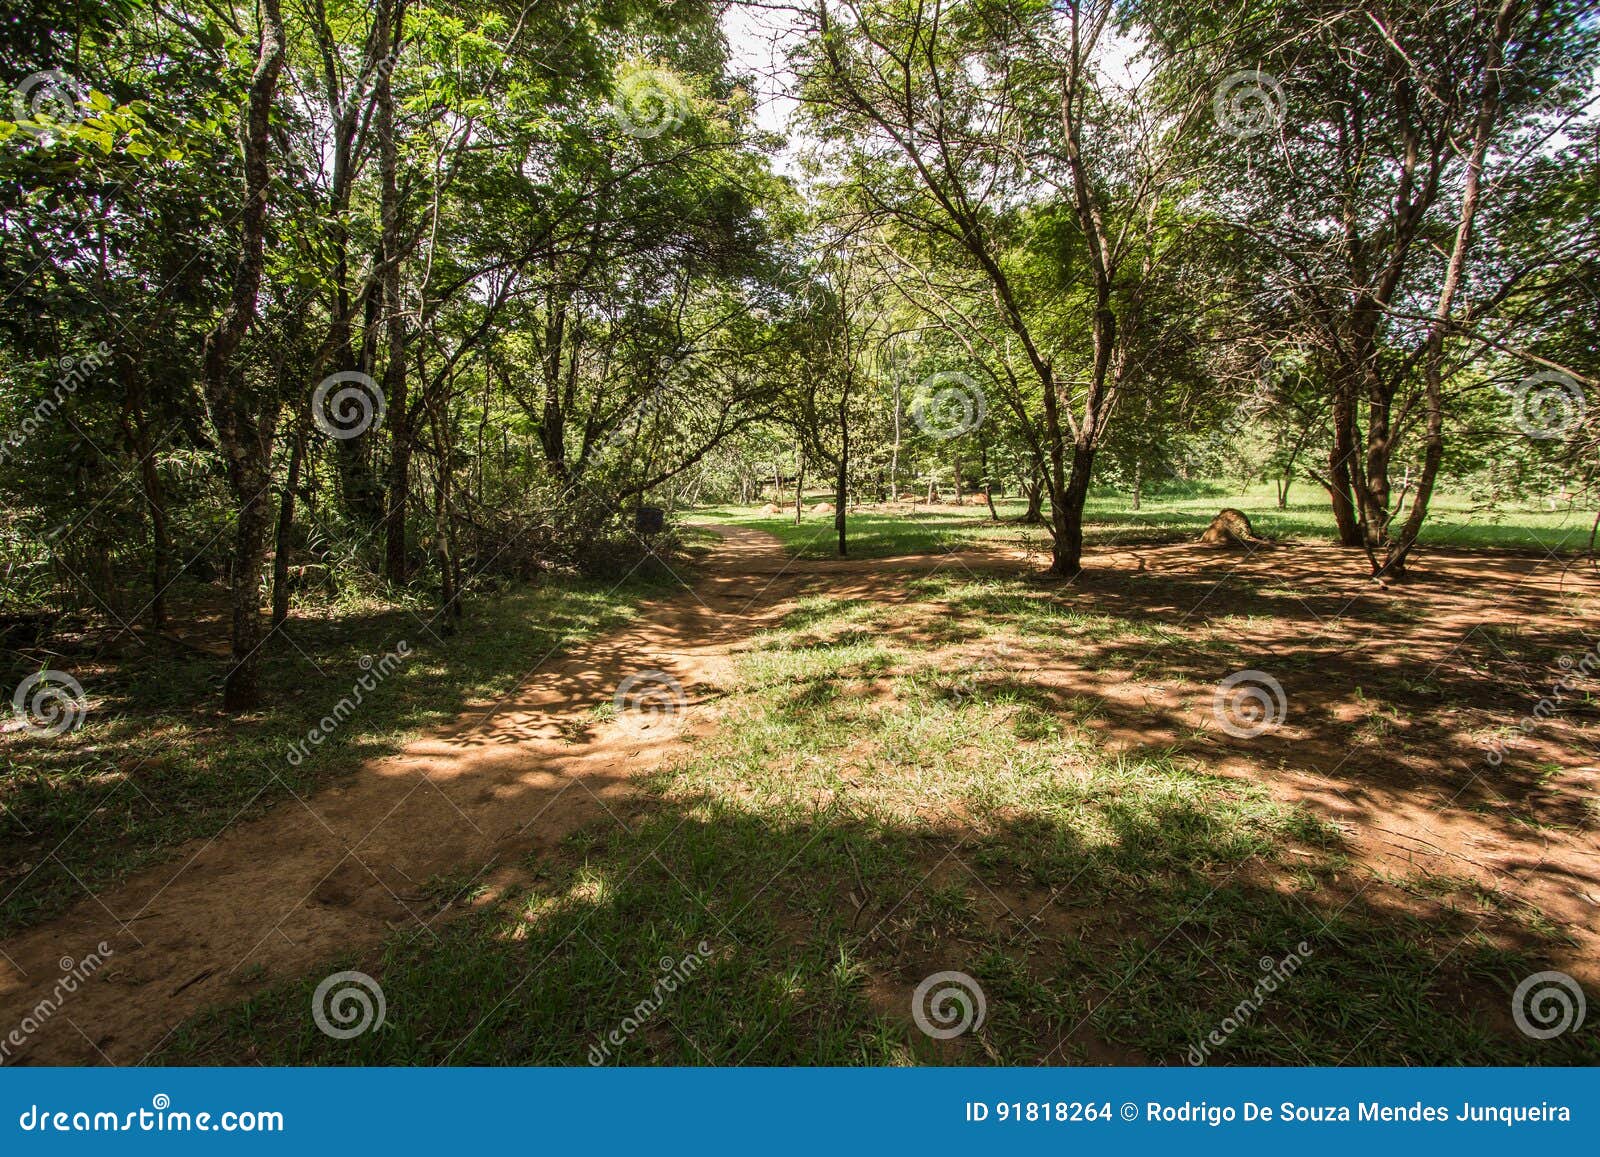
613,670,687,736
611,69,689,140
911,970,987,1040
1509,372,1587,441
1213,71,1286,139
1212,669,1286,739
12,71,87,128
1511,970,1586,1040
311,970,386,1040
11,670,86,737
312,371,386,440
910,371,986,440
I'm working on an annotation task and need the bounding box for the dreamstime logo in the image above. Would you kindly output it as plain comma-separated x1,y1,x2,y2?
910,371,986,439
1481,640,1599,766
0,343,111,465
588,941,713,1065
1188,942,1313,1065
1213,70,1285,139
1509,372,1587,441
12,70,88,128
611,68,689,140
11,670,86,737
1511,971,1586,1040
911,970,986,1040
311,371,386,440
311,970,386,1040
612,670,687,736
285,643,410,765
606,357,693,454
0,941,113,1063
1212,669,1286,739
949,641,1021,703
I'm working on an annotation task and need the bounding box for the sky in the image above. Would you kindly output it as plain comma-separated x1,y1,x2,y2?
721,1,807,167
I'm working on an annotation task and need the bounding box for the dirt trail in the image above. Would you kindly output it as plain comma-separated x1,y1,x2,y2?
0,525,805,1065
3,524,1596,1063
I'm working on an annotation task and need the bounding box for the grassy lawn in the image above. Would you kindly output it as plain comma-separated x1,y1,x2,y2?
158,580,1596,1066
0,574,676,935
695,482,1596,560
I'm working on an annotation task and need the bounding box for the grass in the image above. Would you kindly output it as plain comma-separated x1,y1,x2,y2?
157,586,1598,1066
0,573,676,935
695,481,1597,560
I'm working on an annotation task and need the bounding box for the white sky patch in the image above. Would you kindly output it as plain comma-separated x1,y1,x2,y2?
718,2,1152,179
722,1,807,172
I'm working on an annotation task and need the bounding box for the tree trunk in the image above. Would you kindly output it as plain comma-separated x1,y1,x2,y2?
890,374,901,500
335,287,386,526
198,0,287,711
794,444,805,525
1049,443,1095,576
271,403,309,628
1384,0,1515,578
1327,386,1363,546
835,397,848,556
434,449,456,631
120,378,170,631
834,459,847,555
378,0,409,584
1023,466,1043,524
139,441,170,632
979,438,999,520
1131,459,1142,511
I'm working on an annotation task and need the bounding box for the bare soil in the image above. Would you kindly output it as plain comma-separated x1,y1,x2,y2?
1,527,1595,1064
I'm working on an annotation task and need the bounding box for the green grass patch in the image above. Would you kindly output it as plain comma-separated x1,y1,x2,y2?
155,581,1596,1066
697,482,1595,558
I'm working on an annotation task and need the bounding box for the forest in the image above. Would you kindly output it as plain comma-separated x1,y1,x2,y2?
0,0,1597,1067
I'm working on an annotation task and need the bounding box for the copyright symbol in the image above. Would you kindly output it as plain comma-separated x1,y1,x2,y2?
1120,1102,1138,1121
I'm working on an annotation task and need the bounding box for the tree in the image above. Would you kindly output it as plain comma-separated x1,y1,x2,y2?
800,0,1218,573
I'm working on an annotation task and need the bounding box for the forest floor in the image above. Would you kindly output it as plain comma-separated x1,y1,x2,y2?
2,517,1598,1065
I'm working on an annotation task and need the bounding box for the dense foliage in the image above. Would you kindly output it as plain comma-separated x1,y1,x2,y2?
2,0,1596,707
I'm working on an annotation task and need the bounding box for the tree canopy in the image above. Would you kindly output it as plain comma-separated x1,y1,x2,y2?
3,0,1596,708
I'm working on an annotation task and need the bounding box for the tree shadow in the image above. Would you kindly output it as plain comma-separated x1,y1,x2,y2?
151,761,1598,1067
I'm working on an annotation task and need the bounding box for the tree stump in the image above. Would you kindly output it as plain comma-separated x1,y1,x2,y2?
1199,508,1267,548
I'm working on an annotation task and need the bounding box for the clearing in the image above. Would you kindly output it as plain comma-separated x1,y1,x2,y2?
2,514,1597,1065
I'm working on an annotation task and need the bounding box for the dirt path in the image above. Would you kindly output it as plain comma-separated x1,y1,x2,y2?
3,524,1596,1063
0,525,806,1065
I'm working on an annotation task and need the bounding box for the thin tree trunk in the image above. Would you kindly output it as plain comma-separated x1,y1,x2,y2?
1051,443,1095,576
271,402,309,627
1384,0,1515,577
835,397,848,556
1327,385,1363,546
794,443,805,525
978,438,997,520
890,374,901,499
120,379,170,631
378,0,410,583
1023,456,1043,524
198,0,287,711
434,446,456,630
